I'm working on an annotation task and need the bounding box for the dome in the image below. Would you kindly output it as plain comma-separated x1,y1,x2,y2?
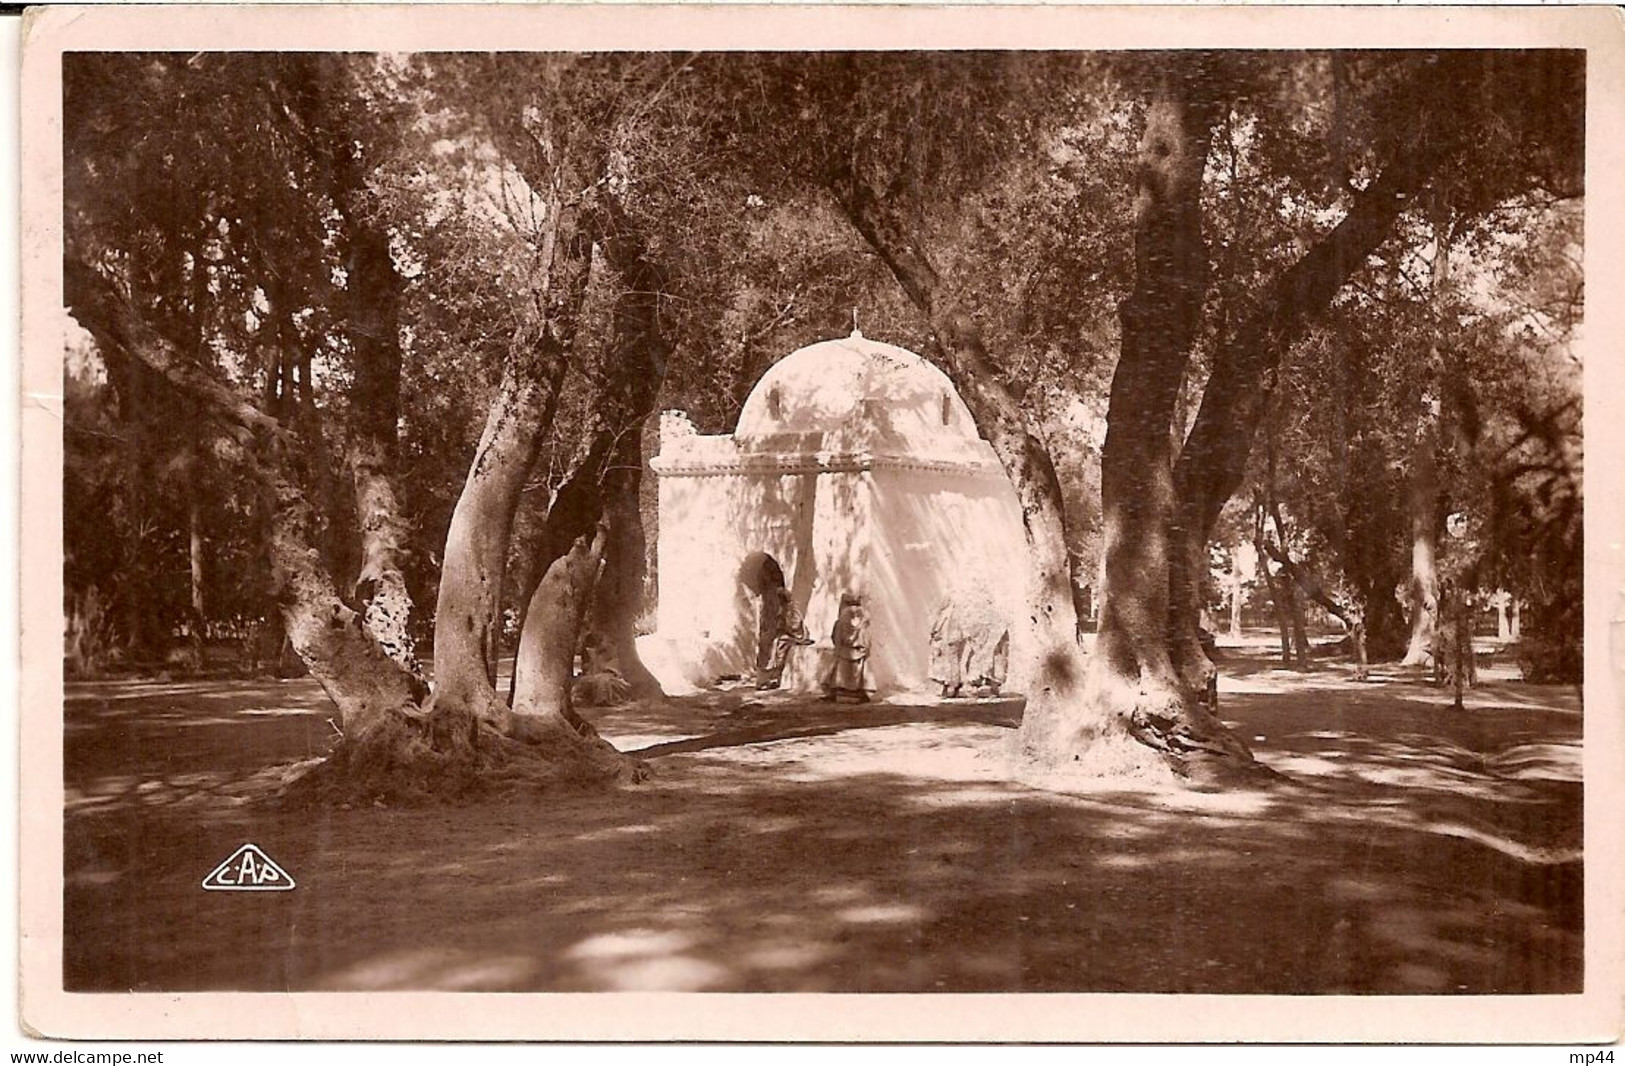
735,332,982,453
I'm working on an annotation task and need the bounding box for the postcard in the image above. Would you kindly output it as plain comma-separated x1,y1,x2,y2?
19,3,1624,1043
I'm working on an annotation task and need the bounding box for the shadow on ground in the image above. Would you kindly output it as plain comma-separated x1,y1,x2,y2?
62,649,1581,994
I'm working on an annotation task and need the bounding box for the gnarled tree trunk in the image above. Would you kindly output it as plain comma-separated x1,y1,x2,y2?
1403,208,1454,667
335,183,421,677
282,59,425,676
1401,428,1440,666
504,385,660,714
577,210,670,698
427,141,648,802
506,431,613,696
430,106,600,722
512,527,606,735
504,524,638,779
432,314,578,722
1168,90,1464,684
1077,75,1254,779
582,434,662,697
268,463,426,740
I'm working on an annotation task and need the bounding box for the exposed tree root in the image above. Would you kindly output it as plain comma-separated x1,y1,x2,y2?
1012,725,1184,791
1012,722,1282,794
274,699,647,809
1012,669,1282,794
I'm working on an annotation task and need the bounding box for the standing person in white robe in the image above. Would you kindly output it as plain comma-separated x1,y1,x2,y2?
934,577,1009,698
963,625,1009,697
929,598,966,698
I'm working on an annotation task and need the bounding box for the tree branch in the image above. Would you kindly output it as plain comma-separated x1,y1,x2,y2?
64,257,282,443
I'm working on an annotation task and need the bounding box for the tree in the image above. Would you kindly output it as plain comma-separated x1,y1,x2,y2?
278,57,425,676
63,53,652,799
1259,188,1582,680
1155,51,1579,757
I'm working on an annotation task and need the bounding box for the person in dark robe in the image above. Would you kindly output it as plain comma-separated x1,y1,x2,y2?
753,558,786,681
755,583,782,680
823,592,872,703
758,586,812,689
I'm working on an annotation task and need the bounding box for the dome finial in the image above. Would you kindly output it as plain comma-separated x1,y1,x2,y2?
851,307,862,340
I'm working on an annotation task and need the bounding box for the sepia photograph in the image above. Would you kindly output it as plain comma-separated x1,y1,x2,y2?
18,2,1624,1044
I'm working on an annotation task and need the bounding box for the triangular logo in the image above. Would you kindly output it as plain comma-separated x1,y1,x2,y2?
201,843,296,892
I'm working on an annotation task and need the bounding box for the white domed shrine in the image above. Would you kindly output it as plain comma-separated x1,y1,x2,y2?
644,332,1026,696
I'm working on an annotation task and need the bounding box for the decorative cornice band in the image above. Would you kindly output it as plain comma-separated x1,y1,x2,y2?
650,451,1006,480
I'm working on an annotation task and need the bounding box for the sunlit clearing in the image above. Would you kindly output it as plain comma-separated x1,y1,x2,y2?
316,948,540,991
1271,754,1346,777
1146,789,1276,816
837,902,926,925
565,929,727,990
566,928,695,961
572,823,660,842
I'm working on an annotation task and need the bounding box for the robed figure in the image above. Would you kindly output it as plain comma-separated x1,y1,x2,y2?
758,586,812,690
823,593,873,702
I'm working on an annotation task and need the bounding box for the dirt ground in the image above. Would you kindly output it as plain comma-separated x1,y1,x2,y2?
61,638,1582,994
